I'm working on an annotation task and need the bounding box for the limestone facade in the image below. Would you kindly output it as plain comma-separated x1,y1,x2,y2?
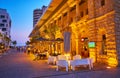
30,0,120,67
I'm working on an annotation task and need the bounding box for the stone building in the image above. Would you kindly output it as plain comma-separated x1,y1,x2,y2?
29,0,120,67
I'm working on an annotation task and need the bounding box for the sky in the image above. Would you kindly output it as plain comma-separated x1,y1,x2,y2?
0,0,51,46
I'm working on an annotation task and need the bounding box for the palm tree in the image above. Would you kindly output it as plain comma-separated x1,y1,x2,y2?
0,33,3,42
0,32,3,37
0,43,4,50
30,35,41,43
0,33,4,50
12,40,17,48
0,34,11,48
4,35,11,44
43,24,59,39
26,41,30,46
43,24,60,55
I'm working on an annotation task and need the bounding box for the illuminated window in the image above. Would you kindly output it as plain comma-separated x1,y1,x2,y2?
79,0,86,5
58,17,61,20
102,34,107,55
63,12,67,17
101,0,105,6
54,20,56,24
80,11,84,17
70,17,73,22
86,9,88,15
70,5,76,12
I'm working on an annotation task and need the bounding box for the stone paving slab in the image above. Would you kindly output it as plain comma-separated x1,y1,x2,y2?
32,67,120,78
0,49,120,78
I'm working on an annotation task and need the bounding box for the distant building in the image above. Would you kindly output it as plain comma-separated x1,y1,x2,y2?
0,8,11,46
0,30,3,43
33,6,47,27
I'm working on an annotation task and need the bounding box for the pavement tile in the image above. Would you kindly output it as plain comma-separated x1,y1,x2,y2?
0,49,120,78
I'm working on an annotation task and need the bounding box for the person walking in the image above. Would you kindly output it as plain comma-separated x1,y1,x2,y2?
27,47,31,54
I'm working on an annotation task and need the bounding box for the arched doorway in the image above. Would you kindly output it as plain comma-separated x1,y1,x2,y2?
98,28,107,55
78,31,89,58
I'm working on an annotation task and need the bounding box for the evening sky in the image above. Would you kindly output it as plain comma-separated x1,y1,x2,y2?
0,0,51,46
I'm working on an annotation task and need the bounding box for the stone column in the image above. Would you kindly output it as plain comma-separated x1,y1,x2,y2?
75,34,79,55
61,43,64,54
67,6,70,26
56,19,58,25
61,13,64,29
76,0,80,21
76,39,79,55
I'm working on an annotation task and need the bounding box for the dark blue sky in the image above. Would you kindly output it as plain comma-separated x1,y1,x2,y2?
0,0,51,46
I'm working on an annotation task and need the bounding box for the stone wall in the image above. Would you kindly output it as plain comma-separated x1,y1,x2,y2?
88,0,118,66
114,0,120,66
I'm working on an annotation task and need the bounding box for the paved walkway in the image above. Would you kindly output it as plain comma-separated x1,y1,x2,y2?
0,49,120,78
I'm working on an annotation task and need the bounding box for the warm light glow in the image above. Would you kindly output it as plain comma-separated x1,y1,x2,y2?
89,49,96,63
106,66,111,69
51,44,53,48
108,57,118,67
81,38,84,41
55,51,57,54
65,53,71,60
29,53,35,60
29,0,119,68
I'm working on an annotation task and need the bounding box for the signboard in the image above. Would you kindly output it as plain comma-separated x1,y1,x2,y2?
88,42,95,48
64,32,71,52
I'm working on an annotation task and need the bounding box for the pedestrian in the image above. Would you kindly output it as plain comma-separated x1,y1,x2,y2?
27,47,31,54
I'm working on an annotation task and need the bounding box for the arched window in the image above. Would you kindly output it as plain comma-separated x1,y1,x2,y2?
101,0,105,6
102,34,107,55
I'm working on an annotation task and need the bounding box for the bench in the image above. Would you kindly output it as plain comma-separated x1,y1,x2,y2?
70,58,93,71
56,60,69,72
48,56,56,64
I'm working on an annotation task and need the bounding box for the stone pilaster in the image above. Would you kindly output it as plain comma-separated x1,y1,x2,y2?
61,13,64,29
75,37,79,55
67,6,70,26
61,43,64,54
76,0,80,21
